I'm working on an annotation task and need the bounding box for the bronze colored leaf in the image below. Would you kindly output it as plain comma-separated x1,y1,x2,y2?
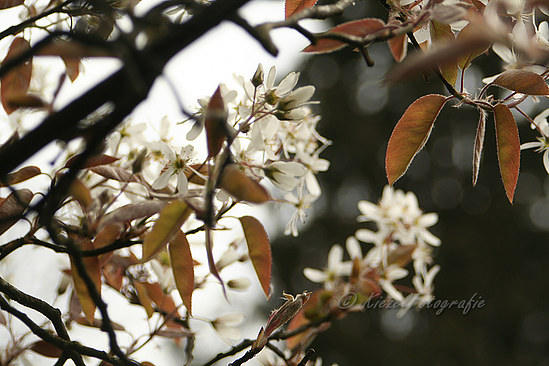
285,0,318,18
142,200,192,262
388,33,407,63
430,20,458,86
0,0,24,10
303,18,385,54
70,239,101,324
143,281,181,328
205,86,228,158
62,56,80,82
494,104,520,203
169,230,195,315
386,94,448,185
3,94,47,110
90,165,138,182
69,178,92,210
0,189,33,235
93,223,123,265
0,166,40,187
1,37,32,114
37,39,113,58
473,110,486,186
30,340,63,358
457,22,491,70
492,70,549,95
65,154,119,169
100,201,167,227
239,216,272,299
219,164,270,203
75,316,125,330
134,281,155,318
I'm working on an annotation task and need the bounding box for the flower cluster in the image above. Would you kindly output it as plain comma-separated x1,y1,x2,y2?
304,186,441,313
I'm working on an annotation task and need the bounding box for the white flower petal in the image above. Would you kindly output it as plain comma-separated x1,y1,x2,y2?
345,236,362,259
152,169,172,189
303,268,327,283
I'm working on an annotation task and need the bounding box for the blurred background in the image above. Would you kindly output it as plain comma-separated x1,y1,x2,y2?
267,1,549,365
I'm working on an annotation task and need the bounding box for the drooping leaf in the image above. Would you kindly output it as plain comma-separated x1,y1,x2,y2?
169,230,195,315
4,94,47,111
0,0,24,10
142,200,192,262
494,104,520,203
62,56,80,82
205,86,228,158
285,0,318,18
492,70,549,95
65,154,119,169
386,94,448,184
1,37,32,114
134,281,155,318
473,110,486,186
429,20,458,86
219,164,270,203
0,189,33,235
303,18,386,54
0,166,40,187
99,201,167,228
388,33,408,62
93,223,123,265
457,22,491,70
30,340,63,358
143,281,182,328
239,216,271,299
69,178,92,210
70,239,101,323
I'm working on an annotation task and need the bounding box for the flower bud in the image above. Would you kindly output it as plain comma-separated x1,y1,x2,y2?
252,64,264,88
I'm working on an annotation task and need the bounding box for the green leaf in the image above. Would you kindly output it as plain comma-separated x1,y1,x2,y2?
0,189,33,235
169,230,195,315
285,0,318,18
494,104,520,203
303,18,385,54
142,200,192,262
239,216,272,299
430,20,458,86
492,70,549,95
386,94,448,185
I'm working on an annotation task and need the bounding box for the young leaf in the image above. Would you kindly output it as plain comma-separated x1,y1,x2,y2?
492,70,549,95
99,201,168,228
457,23,491,70
205,86,228,158
430,20,458,86
473,110,486,186
75,316,125,330
93,223,123,265
69,178,93,209
142,200,192,262
239,216,272,299
143,281,182,328
30,341,63,358
134,281,155,318
0,0,24,9
0,166,40,187
70,240,101,324
303,18,385,54
494,104,520,203
1,37,32,114
63,56,80,82
219,164,270,203
386,94,448,185
169,230,195,315
65,153,119,169
0,189,33,235
285,0,318,18
388,34,408,63
90,165,139,182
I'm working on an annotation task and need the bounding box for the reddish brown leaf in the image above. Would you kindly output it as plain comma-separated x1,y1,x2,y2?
142,200,192,262
285,0,318,18
4,94,47,110
70,239,101,324
205,86,228,158
134,281,155,318
285,289,329,350
99,201,167,227
492,70,549,95
386,94,448,184
303,18,386,54
0,0,24,10
90,165,138,182
494,104,520,203
37,39,112,58
69,178,92,209
457,23,491,70
62,56,80,82
1,37,32,114
473,110,486,186
0,166,40,187
219,164,270,203
65,154,119,169
169,230,195,315
93,223,123,265
30,340,63,358
430,20,458,86
239,216,271,299
388,34,407,62
0,189,33,235
75,316,125,330
143,281,181,328
155,328,193,338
